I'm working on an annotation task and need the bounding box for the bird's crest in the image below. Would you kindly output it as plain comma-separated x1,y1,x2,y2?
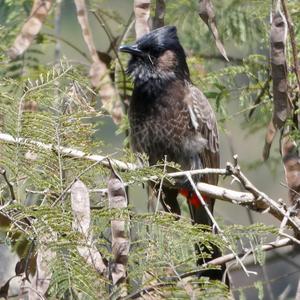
136,26,178,50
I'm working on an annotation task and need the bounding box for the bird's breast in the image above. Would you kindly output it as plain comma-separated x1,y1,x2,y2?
129,84,202,166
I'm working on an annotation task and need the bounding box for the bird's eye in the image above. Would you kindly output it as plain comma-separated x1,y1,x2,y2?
139,45,149,53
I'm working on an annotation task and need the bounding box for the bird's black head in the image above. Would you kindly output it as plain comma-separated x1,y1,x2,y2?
119,26,190,86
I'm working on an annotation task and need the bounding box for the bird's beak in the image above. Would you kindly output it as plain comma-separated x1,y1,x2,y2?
119,44,143,56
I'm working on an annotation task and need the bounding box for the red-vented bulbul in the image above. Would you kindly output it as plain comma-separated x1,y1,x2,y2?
120,26,225,281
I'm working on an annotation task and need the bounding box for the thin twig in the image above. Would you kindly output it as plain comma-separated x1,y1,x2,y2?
248,75,271,118
155,155,167,212
0,210,29,235
0,168,16,201
279,232,300,246
0,133,136,171
226,156,300,234
1,132,300,236
280,181,300,198
51,158,110,206
54,0,62,63
187,174,255,277
45,33,90,61
21,286,46,300
122,238,292,299
92,11,128,103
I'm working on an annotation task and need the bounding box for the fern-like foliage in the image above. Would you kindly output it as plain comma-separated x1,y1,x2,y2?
0,64,279,298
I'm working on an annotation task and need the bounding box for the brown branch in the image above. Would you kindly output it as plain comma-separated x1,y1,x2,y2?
1,132,300,236
197,182,254,204
121,238,292,299
225,157,300,236
171,237,293,280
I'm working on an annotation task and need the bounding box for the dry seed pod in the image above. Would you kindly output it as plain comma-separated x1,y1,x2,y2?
8,0,52,59
198,0,229,61
108,162,129,293
263,3,290,160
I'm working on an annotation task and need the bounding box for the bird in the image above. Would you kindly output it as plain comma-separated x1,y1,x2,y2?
120,25,225,281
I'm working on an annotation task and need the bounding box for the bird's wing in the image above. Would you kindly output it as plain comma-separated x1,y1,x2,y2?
184,83,220,185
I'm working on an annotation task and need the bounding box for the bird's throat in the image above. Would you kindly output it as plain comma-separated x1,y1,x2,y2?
134,73,177,99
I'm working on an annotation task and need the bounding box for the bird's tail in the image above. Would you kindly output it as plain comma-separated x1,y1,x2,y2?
180,189,228,283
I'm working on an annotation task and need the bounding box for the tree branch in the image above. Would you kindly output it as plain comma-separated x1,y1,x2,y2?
1,132,300,237
225,158,300,236
121,238,292,299
0,133,136,171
